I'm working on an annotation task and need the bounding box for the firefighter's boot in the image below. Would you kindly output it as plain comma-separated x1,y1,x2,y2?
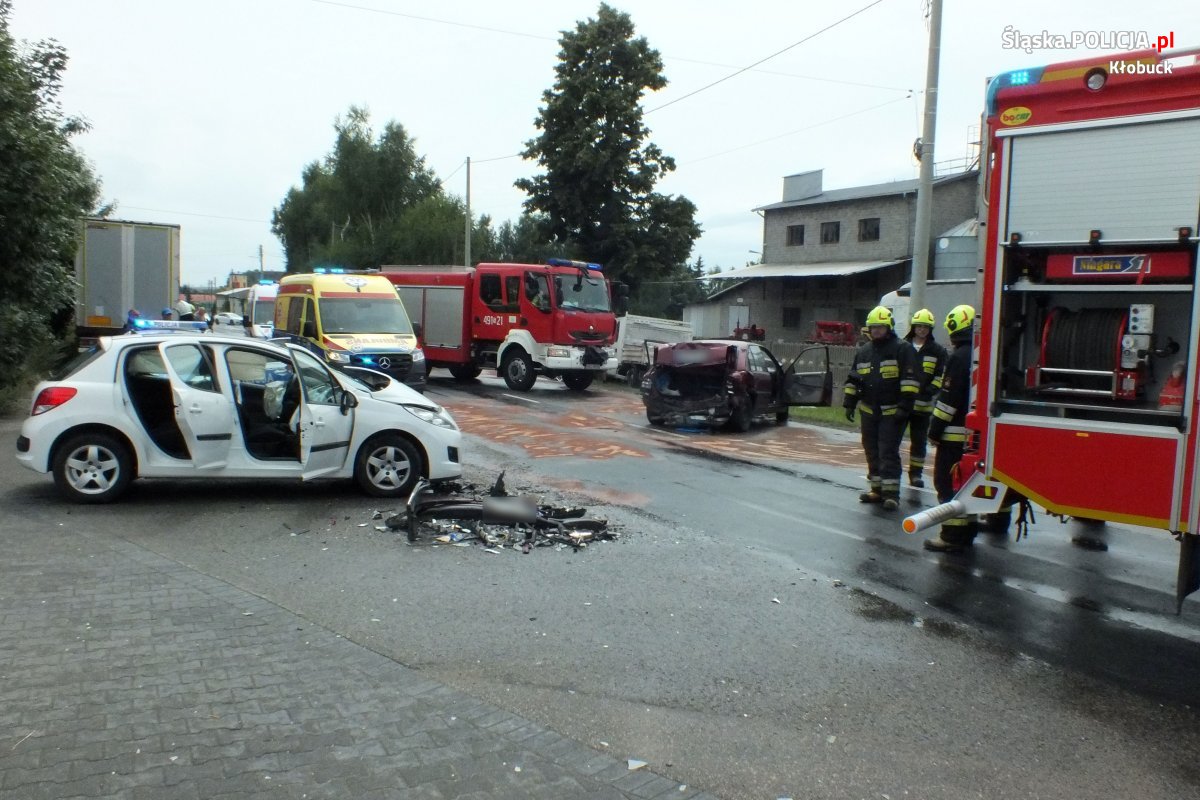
923,517,977,552
860,477,883,504
908,469,925,489
982,511,1012,535
880,480,901,510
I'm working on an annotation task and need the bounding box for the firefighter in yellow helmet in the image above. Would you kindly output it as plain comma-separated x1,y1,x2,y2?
902,308,947,488
843,306,920,510
925,304,977,551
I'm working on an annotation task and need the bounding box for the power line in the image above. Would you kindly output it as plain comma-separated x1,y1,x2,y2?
307,0,908,93
645,0,888,115
120,205,271,224
683,95,912,166
309,0,551,41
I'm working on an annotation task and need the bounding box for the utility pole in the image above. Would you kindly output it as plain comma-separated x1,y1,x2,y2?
464,157,472,268
909,0,943,315
258,244,264,272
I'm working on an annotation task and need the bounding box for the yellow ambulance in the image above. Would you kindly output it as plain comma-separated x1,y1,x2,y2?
275,269,426,391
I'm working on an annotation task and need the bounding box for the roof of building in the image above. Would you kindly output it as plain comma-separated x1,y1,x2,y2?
754,170,977,212
939,218,979,238
703,259,905,300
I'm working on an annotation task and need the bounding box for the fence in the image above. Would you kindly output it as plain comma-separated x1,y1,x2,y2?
770,341,857,389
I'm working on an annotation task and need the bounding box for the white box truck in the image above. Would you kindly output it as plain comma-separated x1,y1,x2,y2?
611,314,694,386
74,218,181,340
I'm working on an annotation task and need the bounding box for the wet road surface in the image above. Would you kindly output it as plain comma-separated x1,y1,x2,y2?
4,371,1199,799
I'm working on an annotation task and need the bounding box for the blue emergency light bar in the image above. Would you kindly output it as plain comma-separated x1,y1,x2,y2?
313,267,347,274
258,278,276,285
130,318,210,333
546,258,604,271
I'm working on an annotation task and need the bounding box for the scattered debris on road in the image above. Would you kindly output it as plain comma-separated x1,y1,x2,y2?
384,471,617,552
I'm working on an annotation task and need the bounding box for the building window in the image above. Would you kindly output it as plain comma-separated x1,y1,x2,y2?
786,225,805,246
820,221,840,244
782,307,802,328
858,217,881,242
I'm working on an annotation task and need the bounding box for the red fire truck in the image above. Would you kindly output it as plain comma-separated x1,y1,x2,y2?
904,45,1200,608
382,260,621,391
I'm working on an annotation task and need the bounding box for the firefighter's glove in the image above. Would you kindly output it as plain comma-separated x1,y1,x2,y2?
845,407,856,423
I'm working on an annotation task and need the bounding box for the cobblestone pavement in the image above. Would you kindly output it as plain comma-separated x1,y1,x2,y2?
0,526,716,800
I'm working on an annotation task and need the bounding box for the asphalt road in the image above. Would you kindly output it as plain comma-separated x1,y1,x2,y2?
5,371,1200,799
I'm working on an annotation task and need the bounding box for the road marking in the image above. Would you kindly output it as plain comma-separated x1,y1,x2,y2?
501,394,540,404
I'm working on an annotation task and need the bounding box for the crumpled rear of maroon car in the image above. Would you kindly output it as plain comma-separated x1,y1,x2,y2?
642,342,737,426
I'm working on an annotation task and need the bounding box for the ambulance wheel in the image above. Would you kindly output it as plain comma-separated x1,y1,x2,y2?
52,431,134,504
449,364,482,381
354,434,423,498
501,350,536,391
562,371,594,392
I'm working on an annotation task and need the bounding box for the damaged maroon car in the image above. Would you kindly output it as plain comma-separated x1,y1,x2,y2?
641,340,832,431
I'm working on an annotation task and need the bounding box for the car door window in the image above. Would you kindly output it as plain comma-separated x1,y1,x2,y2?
164,344,218,392
745,347,763,373
293,348,340,405
753,346,777,375
286,297,304,334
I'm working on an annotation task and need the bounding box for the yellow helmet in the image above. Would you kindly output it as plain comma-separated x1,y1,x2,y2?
945,304,976,336
865,306,894,328
911,308,936,327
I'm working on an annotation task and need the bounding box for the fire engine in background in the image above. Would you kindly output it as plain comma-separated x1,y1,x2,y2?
382,260,622,392
904,45,1200,609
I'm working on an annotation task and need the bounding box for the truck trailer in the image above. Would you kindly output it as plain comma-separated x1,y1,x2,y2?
74,218,181,342
902,45,1200,609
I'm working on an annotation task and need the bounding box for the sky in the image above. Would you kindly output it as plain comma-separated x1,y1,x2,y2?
10,0,1197,289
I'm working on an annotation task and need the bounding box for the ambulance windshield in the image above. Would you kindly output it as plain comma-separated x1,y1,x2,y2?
318,298,414,335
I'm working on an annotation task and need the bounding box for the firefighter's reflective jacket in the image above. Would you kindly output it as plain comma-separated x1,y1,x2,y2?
908,336,948,415
929,333,972,442
843,331,919,416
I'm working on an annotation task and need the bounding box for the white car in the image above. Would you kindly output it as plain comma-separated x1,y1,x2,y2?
16,334,462,503
214,312,243,325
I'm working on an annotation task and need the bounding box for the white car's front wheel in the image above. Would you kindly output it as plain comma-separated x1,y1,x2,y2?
354,435,423,498
52,432,134,504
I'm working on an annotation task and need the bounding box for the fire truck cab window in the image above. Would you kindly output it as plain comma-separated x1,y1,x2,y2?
504,276,521,312
479,274,504,309
525,272,550,311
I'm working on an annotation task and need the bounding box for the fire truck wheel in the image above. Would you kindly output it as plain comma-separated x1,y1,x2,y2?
449,364,483,381
501,350,536,391
562,372,594,392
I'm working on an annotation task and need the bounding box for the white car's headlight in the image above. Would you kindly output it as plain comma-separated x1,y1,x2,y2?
546,346,570,359
403,404,457,429
326,350,351,363
411,348,426,363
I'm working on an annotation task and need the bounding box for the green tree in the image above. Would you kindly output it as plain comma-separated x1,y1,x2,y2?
0,0,101,393
272,107,490,271
516,4,701,292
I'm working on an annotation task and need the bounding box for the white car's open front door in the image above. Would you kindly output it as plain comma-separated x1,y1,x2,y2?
288,346,355,479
